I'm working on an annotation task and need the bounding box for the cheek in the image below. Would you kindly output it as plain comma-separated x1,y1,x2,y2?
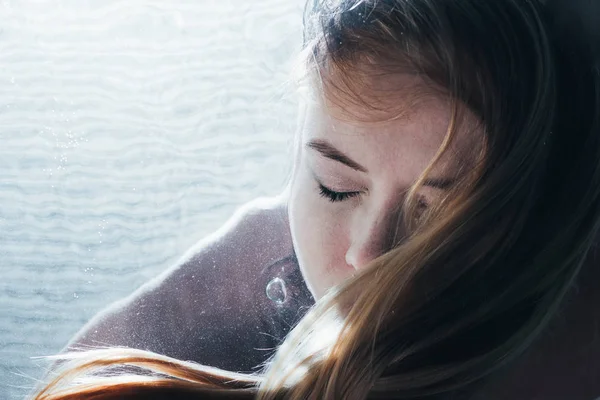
288,165,352,295
290,168,341,260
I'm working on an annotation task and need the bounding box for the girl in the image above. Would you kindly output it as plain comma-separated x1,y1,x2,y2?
35,0,600,398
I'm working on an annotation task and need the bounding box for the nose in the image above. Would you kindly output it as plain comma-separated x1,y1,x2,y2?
345,207,404,271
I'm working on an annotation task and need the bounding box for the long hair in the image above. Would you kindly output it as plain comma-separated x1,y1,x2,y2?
33,0,600,399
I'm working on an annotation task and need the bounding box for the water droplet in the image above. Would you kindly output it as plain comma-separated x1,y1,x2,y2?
266,277,287,305
73,292,79,299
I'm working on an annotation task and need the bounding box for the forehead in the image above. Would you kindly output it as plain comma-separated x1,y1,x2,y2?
302,73,483,180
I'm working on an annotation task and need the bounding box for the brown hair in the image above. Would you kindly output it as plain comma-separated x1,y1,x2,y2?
33,0,600,399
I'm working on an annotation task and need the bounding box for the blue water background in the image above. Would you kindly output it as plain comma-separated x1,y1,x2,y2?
0,1,302,397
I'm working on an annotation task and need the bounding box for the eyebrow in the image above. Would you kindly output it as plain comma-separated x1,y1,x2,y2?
306,138,457,191
307,139,368,173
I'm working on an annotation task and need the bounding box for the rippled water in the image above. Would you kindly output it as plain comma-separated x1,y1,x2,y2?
0,1,302,397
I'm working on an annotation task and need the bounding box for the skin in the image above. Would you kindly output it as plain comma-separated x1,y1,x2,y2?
288,72,483,300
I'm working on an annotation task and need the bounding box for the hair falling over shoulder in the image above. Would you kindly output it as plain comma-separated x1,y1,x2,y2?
33,0,600,399
33,348,264,400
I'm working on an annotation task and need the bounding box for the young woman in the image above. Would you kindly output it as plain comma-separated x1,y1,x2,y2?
35,0,600,398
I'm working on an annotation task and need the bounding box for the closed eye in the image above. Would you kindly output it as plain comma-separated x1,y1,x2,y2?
318,183,361,203
416,197,429,211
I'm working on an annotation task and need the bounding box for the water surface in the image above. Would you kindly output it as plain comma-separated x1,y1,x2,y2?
0,1,302,397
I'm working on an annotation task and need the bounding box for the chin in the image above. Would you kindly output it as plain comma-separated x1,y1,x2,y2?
312,275,351,301
297,258,353,300
303,274,333,301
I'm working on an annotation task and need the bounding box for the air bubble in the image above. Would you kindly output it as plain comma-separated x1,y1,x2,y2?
266,277,287,305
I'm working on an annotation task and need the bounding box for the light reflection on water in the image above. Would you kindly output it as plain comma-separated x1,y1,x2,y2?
0,1,303,397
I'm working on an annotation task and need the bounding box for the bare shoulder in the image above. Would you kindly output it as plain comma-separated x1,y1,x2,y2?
133,193,294,311
65,194,294,356
177,193,293,277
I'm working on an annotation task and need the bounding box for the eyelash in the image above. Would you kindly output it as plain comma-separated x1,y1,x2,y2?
318,182,431,210
318,183,361,203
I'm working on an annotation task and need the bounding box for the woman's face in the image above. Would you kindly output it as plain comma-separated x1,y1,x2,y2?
288,73,481,300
